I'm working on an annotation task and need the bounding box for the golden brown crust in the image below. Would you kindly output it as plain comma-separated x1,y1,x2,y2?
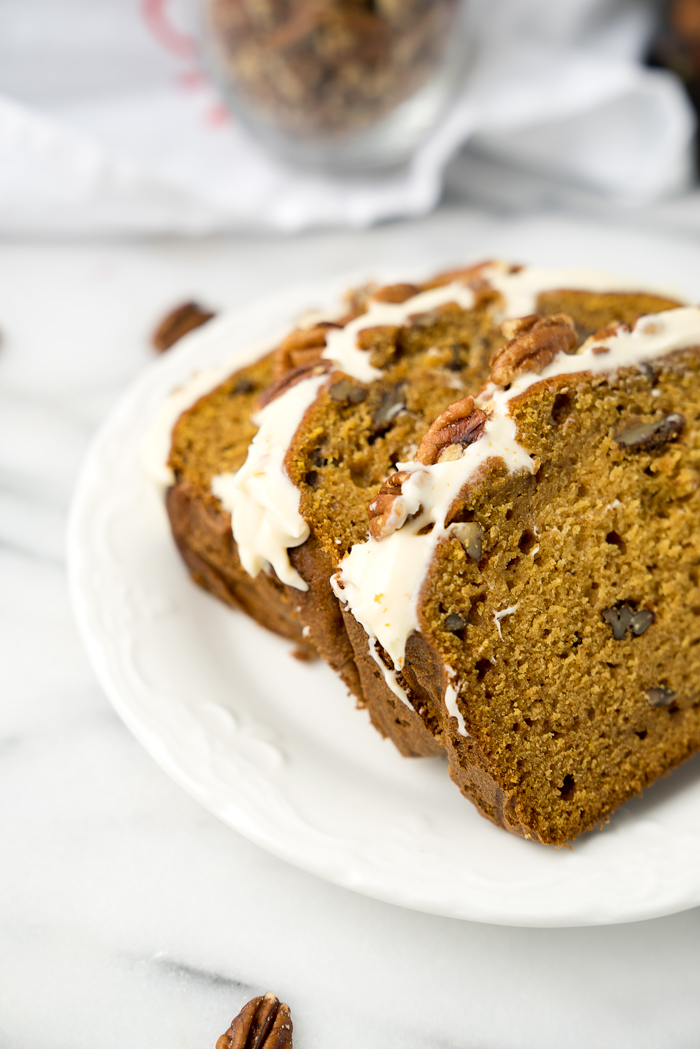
372,282,421,303
258,360,332,409
166,480,305,643
341,609,443,757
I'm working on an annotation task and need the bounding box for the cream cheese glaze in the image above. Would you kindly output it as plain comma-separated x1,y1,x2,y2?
212,373,328,590
142,364,231,489
334,306,700,713
150,264,687,599
140,310,297,490
214,278,479,589
221,265,676,592
481,263,683,320
322,281,475,383
444,674,469,738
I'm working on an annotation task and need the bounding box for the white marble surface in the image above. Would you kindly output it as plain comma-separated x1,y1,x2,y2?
2,208,700,1048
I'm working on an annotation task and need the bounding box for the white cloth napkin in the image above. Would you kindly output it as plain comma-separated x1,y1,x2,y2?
0,0,695,235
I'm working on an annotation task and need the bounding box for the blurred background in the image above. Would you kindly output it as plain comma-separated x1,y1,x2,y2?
2,0,700,235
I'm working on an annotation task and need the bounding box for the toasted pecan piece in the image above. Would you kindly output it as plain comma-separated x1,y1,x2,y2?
416,396,488,466
216,992,293,1049
368,470,415,541
152,301,215,352
372,282,420,303
273,322,341,380
490,313,577,386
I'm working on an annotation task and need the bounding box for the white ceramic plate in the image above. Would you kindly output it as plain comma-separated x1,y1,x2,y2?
68,268,700,927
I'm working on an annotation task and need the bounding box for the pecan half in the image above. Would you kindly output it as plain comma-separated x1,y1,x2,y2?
589,321,631,343
258,360,332,409
372,282,420,303
216,993,293,1049
490,314,577,386
614,413,685,451
368,470,414,541
273,322,340,380
416,396,487,465
152,301,215,352
420,260,499,290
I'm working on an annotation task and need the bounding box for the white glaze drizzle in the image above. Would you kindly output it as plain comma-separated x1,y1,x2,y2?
141,305,351,491
482,263,684,320
494,605,519,640
142,364,231,489
322,282,476,383
140,310,298,490
212,373,328,590
154,267,685,597
367,636,412,706
217,279,477,591
336,307,700,698
443,666,469,737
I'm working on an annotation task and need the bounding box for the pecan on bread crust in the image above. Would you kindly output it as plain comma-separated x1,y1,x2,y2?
490,313,577,386
368,470,416,541
416,396,488,465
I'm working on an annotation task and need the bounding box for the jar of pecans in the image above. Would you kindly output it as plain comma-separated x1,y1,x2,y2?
199,0,470,169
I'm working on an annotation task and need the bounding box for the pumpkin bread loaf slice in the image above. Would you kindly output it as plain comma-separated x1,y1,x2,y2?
336,306,700,844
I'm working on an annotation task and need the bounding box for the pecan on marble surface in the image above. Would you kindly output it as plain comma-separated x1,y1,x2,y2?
152,301,215,352
216,992,293,1049
368,469,414,540
416,396,487,465
490,313,577,386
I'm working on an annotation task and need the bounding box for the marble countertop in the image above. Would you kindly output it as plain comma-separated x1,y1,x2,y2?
2,207,700,1048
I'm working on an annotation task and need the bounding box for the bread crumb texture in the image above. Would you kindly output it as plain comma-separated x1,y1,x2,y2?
422,348,700,843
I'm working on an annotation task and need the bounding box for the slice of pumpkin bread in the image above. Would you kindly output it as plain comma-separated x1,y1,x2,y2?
336,307,700,843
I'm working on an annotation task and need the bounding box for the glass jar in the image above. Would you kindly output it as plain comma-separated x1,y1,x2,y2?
199,0,470,170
